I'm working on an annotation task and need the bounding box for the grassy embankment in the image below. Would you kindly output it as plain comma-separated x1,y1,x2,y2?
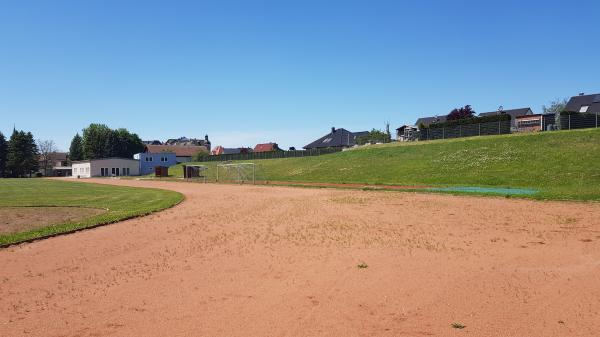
167,128,600,201
0,179,183,246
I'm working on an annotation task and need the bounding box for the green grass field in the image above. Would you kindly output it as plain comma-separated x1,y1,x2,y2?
168,128,600,201
0,179,183,246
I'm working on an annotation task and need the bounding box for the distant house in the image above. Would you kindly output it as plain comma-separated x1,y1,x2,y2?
72,158,140,178
565,93,600,113
142,140,162,145
144,144,208,163
304,127,368,150
165,135,211,152
415,116,447,128
253,142,282,153
395,125,418,142
38,152,71,177
479,107,533,128
211,146,252,156
134,152,177,175
516,113,556,132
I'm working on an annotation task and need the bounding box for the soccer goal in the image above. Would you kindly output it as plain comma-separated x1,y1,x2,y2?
216,163,255,184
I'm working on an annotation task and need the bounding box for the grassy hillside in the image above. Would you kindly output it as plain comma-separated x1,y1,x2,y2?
169,129,600,201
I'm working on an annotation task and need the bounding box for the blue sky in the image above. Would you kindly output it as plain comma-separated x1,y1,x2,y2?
1,0,598,151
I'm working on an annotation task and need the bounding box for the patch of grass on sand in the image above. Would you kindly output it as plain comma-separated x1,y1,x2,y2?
451,323,466,329
357,262,368,269
0,179,183,246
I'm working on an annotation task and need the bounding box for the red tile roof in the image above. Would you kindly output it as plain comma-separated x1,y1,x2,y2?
145,145,208,157
253,143,279,153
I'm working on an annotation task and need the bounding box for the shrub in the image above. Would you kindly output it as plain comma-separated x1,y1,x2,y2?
426,114,511,129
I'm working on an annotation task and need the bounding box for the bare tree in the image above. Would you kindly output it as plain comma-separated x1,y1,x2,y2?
37,140,57,176
542,98,568,114
542,98,568,130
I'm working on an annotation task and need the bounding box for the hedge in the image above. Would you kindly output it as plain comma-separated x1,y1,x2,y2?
425,114,511,129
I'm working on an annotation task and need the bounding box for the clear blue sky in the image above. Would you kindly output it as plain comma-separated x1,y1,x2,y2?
1,0,598,151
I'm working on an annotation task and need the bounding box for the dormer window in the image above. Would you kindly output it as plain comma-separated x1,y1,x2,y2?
580,105,589,113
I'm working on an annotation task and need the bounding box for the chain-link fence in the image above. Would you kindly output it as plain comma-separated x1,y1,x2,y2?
418,119,511,141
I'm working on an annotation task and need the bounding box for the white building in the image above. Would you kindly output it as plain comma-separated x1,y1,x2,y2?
71,158,140,178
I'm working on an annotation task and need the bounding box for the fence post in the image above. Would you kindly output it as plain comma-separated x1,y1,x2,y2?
442,127,445,139
478,123,481,136
569,115,571,130
596,111,598,128
459,125,462,137
498,121,501,135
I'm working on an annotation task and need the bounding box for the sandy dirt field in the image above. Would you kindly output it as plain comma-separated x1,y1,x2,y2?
1,179,600,337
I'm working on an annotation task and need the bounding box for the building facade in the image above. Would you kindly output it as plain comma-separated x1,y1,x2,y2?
134,152,177,175
72,158,140,178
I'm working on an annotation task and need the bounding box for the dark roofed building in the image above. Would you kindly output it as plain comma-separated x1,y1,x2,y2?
415,116,447,128
565,93,600,113
479,107,533,128
304,127,368,150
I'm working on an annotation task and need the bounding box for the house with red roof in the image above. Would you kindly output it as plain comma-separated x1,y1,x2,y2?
253,142,282,153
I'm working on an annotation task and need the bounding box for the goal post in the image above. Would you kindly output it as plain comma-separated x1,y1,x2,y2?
216,163,256,184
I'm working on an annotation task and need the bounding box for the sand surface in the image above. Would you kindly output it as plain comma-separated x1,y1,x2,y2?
1,179,599,337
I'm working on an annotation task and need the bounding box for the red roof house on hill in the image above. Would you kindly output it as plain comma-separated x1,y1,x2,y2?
253,142,281,153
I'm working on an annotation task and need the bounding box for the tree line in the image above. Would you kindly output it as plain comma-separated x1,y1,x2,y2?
0,124,144,178
0,129,39,178
69,123,144,161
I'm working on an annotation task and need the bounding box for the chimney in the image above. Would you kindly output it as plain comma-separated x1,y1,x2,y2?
205,134,209,142
331,127,336,134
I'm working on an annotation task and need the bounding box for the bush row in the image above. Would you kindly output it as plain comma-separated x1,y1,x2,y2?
425,114,511,129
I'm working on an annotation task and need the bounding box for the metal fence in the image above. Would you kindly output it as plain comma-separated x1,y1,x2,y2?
198,147,343,162
418,120,511,141
560,112,599,130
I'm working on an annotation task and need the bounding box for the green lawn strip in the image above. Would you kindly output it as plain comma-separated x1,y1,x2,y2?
162,128,600,201
0,179,184,247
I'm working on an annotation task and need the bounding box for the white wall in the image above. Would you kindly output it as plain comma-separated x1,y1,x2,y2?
72,159,140,177
72,162,91,178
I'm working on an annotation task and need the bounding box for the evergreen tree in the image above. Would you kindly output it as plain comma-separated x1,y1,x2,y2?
6,130,39,177
0,132,7,178
24,132,39,175
69,133,84,162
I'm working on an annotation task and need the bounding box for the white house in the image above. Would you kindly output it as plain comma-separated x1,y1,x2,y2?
71,158,140,178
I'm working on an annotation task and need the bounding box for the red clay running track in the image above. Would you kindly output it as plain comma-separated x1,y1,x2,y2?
1,178,600,337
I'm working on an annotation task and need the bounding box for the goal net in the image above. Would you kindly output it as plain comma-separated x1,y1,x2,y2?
216,163,256,184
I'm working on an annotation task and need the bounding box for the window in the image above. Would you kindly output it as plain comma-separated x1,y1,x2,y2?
322,138,332,143
161,156,168,162
86,167,89,173
74,167,78,174
580,105,589,113
122,168,128,176
126,168,130,176
146,156,153,162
